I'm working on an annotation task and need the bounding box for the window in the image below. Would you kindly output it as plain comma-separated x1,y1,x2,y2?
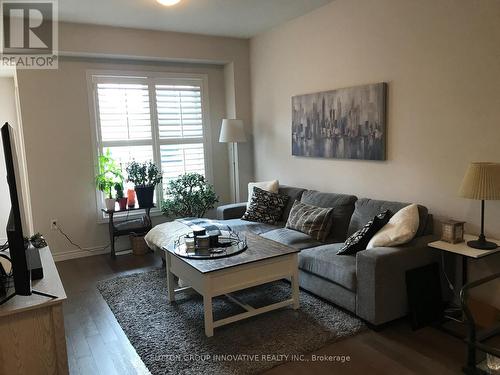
89,72,211,217
155,84,206,180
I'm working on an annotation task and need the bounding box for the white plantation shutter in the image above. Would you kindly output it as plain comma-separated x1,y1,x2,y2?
107,145,154,165
107,145,155,179
97,83,151,141
160,144,205,182
155,83,206,188
91,74,209,213
156,85,203,139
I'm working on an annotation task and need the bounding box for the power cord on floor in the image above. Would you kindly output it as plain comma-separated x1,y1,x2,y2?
441,251,456,294
441,252,463,320
54,223,84,250
54,223,110,252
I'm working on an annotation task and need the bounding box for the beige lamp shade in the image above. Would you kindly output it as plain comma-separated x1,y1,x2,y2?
219,119,247,143
459,162,500,200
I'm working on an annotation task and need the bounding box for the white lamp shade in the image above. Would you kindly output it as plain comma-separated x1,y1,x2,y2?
219,119,247,143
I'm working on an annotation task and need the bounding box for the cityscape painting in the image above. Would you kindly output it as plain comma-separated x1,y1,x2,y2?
292,83,387,160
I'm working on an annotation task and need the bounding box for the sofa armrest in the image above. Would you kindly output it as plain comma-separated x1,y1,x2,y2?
355,234,440,325
216,203,248,220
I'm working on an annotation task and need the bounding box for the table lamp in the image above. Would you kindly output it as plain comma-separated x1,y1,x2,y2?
459,162,500,250
219,119,247,203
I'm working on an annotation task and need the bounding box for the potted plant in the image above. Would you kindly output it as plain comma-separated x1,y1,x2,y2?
96,149,122,211
114,182,128,210
126,161,162,208
161,172,219,218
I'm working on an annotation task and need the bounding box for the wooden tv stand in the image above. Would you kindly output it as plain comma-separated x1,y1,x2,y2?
0,246,68,374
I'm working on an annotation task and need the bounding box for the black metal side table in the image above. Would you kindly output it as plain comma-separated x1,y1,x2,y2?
428,234,500,339
101,205,154,258
429,234,500,287
461,272,500,374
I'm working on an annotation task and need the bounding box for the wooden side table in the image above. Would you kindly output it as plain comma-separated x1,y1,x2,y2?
0,247,68,374
101,205,154,258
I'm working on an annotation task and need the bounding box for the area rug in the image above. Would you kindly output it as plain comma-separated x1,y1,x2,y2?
97,269,365,375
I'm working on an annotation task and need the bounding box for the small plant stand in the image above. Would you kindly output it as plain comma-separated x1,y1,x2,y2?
101,205,154,258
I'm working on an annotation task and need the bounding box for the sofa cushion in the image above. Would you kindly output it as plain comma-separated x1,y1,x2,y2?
242,187,289,225
260,228,322,250
300,190,357,242
278,185,307,222
299,243,357,291
367,204,420,249
223,219,280,235
247,180,279,209
337,210,391,255
347,198,428,237
286,200,334,241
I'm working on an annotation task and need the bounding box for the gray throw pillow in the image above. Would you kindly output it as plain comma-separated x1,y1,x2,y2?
242,187,288,225
285,200,334,242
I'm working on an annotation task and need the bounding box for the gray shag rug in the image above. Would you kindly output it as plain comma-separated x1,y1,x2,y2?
97,269,365,375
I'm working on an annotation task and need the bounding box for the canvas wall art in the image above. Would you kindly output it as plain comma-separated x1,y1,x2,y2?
292,83,387,160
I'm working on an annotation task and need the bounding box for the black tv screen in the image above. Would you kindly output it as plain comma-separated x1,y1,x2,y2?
2,122,30,295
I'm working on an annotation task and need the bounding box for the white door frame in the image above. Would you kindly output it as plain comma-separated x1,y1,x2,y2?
8,70,34,235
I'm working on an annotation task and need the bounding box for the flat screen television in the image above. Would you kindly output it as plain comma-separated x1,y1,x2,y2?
2,122,31,296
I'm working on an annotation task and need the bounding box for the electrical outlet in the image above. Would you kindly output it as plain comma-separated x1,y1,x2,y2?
50,219,58,231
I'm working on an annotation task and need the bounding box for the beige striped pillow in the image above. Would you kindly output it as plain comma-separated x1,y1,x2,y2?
285,200,334,242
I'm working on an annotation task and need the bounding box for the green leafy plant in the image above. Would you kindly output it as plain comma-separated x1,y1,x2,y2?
24,233,48,249
30,233,47,249
161,173,219,218
126,161,162,187
95,149,122,199
114,182,124,199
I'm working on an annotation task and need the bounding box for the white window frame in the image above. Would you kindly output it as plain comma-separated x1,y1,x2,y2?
87,70,213,223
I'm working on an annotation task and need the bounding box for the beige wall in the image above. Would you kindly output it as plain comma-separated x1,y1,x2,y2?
250,0,500,305
16,22,252,260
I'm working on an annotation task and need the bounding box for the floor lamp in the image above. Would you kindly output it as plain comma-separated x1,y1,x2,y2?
219,119,247,203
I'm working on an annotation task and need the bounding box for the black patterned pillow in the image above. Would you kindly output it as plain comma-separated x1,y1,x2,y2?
286,200,334,241
337,210,391,255
242,187,289,225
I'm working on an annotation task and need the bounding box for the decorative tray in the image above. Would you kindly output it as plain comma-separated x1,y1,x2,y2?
171,230,247,259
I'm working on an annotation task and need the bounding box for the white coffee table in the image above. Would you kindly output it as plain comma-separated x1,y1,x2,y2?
163,232,300,337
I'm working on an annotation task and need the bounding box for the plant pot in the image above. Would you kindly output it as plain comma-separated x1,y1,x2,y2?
135,185,155,208
116,197,128,210
105,198,116,211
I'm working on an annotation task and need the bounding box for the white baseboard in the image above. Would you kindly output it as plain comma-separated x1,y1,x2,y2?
52,246,132,262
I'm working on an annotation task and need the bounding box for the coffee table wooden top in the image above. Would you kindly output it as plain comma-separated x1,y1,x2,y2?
163,231,299,274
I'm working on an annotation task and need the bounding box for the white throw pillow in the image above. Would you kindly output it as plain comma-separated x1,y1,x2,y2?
247,180,279,208
366,204,419,249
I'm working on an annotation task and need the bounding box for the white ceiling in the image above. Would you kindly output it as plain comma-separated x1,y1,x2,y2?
58,0,334,38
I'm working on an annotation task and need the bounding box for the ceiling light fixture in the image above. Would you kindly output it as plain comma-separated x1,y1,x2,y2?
157,0,181,6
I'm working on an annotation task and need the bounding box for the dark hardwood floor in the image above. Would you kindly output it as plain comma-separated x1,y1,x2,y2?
57,253,464,375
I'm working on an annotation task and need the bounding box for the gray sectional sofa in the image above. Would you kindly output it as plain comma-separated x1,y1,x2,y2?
216,185,439,326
